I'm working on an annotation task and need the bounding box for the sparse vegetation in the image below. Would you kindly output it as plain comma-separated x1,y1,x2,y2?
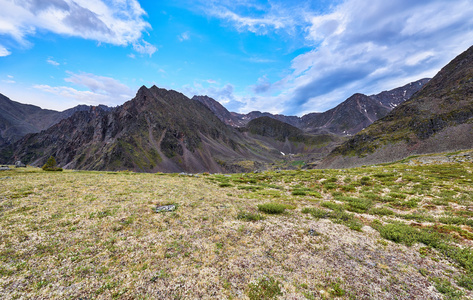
1,156,473,298
247,276,282,300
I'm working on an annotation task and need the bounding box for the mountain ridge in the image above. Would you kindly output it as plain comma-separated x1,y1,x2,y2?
0,93,110,147
320,45,473,168
193,78,430,136
0,85,281,172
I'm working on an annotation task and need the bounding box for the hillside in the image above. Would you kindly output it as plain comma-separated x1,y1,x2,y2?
321,45,473,168
0,86,278,173
0,93,104,146
1,157,472,298
243,116,345,159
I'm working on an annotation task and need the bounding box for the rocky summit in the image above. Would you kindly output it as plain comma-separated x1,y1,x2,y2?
0,93,104,147
194,79,429,136
0,86,280,173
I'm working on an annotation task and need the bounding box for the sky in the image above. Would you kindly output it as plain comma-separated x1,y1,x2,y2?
1,0,473,116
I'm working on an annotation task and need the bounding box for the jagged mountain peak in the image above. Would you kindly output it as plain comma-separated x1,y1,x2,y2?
195,79,429,136
1,85,281,173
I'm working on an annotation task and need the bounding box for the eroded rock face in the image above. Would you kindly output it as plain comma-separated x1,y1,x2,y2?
0,93,108,147
194,79,429,136
1,86,277,173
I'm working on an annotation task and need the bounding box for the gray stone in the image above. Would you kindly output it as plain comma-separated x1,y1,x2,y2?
0,166,10,171
14,161,26,168
155,204,176,213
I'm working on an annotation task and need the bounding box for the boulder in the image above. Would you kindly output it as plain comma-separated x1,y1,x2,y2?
15,161,26,168
156,204,176,213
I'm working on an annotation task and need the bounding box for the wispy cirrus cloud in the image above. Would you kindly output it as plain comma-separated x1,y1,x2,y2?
182,81,238,105
132,40,157,57
194,0,301,35
0,0,156,55
0,45,11,57
178,31,190,42
46,57,60,66
34,71,134,106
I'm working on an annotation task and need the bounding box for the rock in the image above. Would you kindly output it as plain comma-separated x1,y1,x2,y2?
14,161,26,168
156,204,176,213
0,166,10,171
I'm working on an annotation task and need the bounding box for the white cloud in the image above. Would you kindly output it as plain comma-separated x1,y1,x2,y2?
47,58,60,66
0,45,11,56
178,31,190,42
182,82,238,105
30,72,134,107
33,84,112,105
0,0,156,55
199,0,299,35
132,40,157,57
287,0,473,114
205,0,473,115
2,74,15,84
64,71,133,99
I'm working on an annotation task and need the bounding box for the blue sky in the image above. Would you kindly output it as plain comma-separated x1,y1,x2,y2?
1,0,473,116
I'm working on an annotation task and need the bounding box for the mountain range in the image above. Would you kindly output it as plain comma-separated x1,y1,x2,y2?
194,78,429,135
1,86,287,172
2,44,472,172
0,94,112,147
0,77,429,172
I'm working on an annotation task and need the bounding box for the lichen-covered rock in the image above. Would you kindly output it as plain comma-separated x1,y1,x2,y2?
156,204,176,213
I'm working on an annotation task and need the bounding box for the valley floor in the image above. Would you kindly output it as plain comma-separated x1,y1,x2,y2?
1,156,473,299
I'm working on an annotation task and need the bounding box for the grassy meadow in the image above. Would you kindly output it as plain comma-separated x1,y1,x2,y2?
1,156,473,299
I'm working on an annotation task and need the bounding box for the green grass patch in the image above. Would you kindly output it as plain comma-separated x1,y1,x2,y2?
237,211,265,222
247,276,282,300
369,207,395,216
257,203,289,214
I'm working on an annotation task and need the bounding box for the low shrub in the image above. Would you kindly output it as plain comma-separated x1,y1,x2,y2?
291,190,307,196
377,222,473,274
456,274,473,290
237,211,265,222
359,176,371,186
369,207,395,216
42,156,63,172
257,203,287,214
321,201,344,211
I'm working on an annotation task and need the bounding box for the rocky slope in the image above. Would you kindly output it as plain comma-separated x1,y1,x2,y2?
194,79,429,136
0,93,107,146
0,86,278,172
320,45,473,168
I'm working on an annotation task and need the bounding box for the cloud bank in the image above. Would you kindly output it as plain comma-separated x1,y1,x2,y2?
192,0,473,115
0,0,156,55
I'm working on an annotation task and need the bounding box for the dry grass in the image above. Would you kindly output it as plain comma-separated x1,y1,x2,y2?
0,161,472,299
